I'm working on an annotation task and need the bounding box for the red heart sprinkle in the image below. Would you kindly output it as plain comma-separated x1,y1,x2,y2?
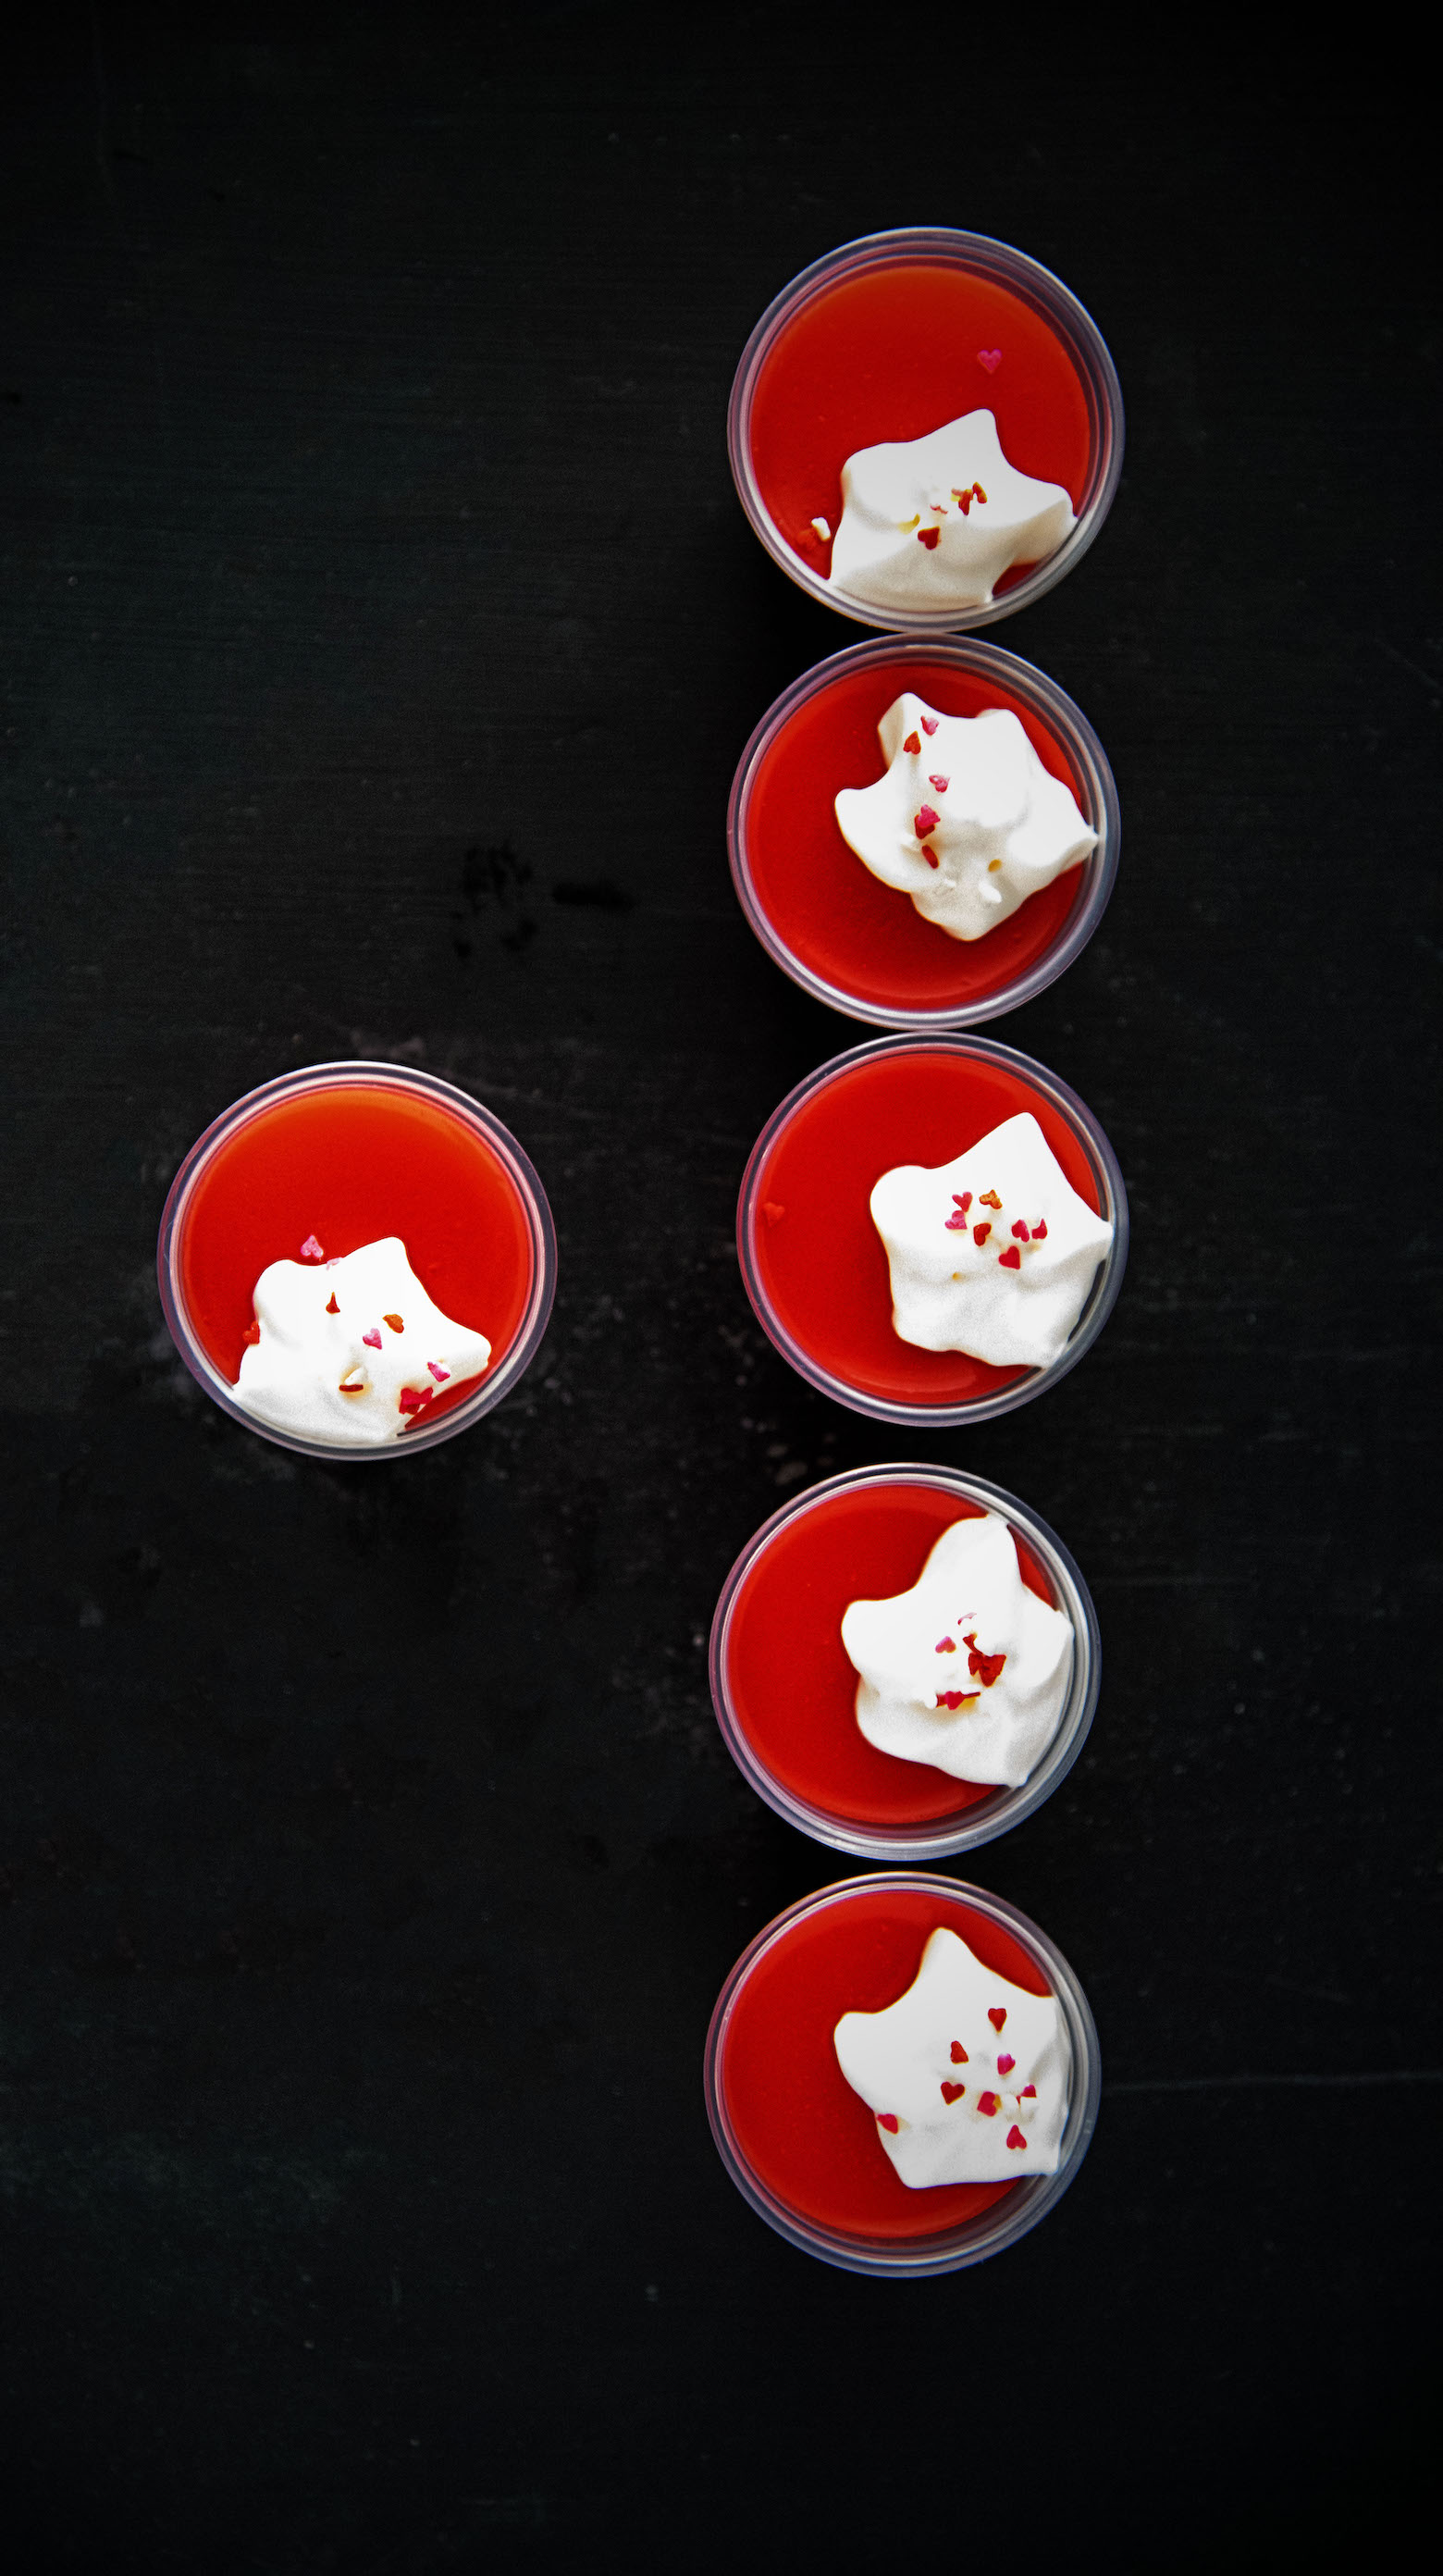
944,1212,968,1230
955,488,972,515
761,1201,785,1226
928,774,949,794
997,2053,1016,2075
921,846,941,869
935,1636,956,1653
977,2092,1000,2117
1019,2084,1037,2099
973,1223,992,1245
903,730,921,755
241,1321,261,1346
1032,1220,1047,1240
426,1361,450,1383
978,349,1002,373
988,2008,1007,2032
997,1245,1021,1269
972,483,988,504
920,715,939,736
1006,2124,1028,2149
325,1294,339,1315
940,2081,966,2104
918,526,941,550
950,2041,968,2063
397,1385,432,1416
968,1647,1006,1687
299,1234,325,1262
953,1192,972,1213
877,2112,899,2134
914,805,940,838
1011,1220,1030,1241
363,1328,383,1350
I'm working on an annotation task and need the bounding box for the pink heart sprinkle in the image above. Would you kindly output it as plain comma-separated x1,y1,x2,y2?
1019,2084,1037,2099
997,2053,1016,2075
1006,2124,1028,2150
928,774,949,794
920,716,939,736
426,1361,450,1383
363,1328,383,1350
299,1234,325,1262
914,805,940,838
935,1636,957,1653
397,1385,433,1416
978,348,1002,374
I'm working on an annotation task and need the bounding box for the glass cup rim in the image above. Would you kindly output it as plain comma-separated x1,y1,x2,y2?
709,1461,1101,1860
736,1030,1128,1427
704,1870,1102,2275
727,225,1126,635
726,631,1120,1031
156,1058,558,1462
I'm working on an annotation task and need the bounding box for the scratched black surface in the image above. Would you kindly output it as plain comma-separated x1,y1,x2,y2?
1,8,1437,2570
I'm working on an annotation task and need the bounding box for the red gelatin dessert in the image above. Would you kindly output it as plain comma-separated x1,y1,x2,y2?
730,229,1123,632
710,1467,1099,1859
737,1034,1127,1426
705,1875,1100,2275
728,636,1117,1029
158,1062,555,1455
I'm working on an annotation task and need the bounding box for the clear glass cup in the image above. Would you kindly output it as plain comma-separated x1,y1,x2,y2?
709,1464,1100,1859
727,633,1119,1030
157,1060,557,1461
728,227,1124,634
736,1032,1128,1427
704,1873,1101,2274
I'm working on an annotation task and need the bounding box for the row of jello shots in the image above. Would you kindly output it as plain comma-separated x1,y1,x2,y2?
153,229,1124,2278
703,230,1128,2276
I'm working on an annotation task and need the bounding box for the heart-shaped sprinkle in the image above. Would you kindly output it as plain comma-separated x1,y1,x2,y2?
944,1212,968,1230
397,1385,432,1416
1032,1220,1047,1240
950,2041,968,2063
363,1328,383,1350
928,774,950,794
953,1192,972,1214
940,2080,966,2105
1011,1220,1030,1241
382,1312,404,1332
988,2008,1007,2032
979,1189,1003,1210
761,1201,785,1225
918,526,941,550
1006,2124,1028,2149
914,805,940,839
877,2112,899,2134
977,2092,1000,2117
325,1293,339,1315
426,1360,450,1383
973,1222,992,1245
920,715,939,735
299,1233,325,1262
1019,2083,1037,2099
997,2053,1016,2075
997,1245,1021,1269
968,1647,1006,1688
935,1636,957,1653
903,730,921,755
242,1320,261,1346
977,349,1002,373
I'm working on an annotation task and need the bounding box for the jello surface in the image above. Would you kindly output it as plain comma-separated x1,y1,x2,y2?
718,1884,1051,2240
746,1046,1106,1408
176,1079,535,1411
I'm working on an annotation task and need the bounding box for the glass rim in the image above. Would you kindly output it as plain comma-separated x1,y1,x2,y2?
709,1462,1101,1860
727,226,1125,635
156,1059,558,1463
704,1871,1102,2275
726,631,1120,1031
735,1030,1128,1427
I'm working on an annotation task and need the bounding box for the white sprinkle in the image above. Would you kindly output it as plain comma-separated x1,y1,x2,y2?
810,515,832,542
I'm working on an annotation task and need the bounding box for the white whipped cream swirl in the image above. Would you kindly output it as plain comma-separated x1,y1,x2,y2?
235,1236,490,1446
828,411,1074,613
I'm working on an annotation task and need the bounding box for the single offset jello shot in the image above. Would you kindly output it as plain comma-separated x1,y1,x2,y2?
738,1034,1126,1426
729,228,1123,632
728,635,1118,1029
158,1062,556,1459
705,1875,1100,2274
710,1465,1099,1859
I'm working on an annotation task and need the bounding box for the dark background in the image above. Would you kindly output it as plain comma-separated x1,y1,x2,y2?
2,7,1437,2569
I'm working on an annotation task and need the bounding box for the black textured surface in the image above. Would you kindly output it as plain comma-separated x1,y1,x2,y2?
1,11,1437,2570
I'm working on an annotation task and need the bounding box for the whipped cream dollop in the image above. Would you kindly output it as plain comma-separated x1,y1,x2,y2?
840,1511,1072,1788
870,1110,1113,1368
234,1236,490,1445
834,691,1095,942
835,1925,1069,2187
828,411,1074,613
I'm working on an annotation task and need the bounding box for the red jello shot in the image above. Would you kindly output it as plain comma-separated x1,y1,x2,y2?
727,634,1118,1030
705,1875,1101,2274
158,1062,556,1460
729,228,1124,633
710,1466,1099,1860
737,1034,1127,1427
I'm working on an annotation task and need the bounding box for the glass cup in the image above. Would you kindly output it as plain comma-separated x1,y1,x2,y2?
727,633,1119,1030
728,227,1124,634
704,1873,1101,2274
736,1032,1128,1427
158,1060,556,1461
709,1463,1100,1859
